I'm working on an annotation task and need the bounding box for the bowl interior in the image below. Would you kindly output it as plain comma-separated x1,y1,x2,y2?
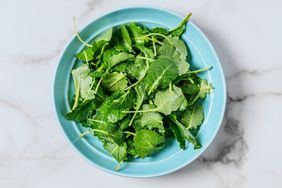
54,7,226,177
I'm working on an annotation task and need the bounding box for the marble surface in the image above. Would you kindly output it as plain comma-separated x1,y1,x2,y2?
1,0,282,187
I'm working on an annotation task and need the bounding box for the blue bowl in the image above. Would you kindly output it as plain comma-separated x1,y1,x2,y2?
54,7,226,177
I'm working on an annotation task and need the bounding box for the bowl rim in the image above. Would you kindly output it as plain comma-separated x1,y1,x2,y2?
53,6,226,178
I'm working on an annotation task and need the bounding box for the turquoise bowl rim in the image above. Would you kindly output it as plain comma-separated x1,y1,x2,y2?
53,6,226,178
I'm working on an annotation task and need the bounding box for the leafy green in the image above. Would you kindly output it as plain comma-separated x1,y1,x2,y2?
181,103,204,129
102,72,128,92
66,13,212,165
104,142,127,162
153,85,187,115
66,99,96,122
113,58,147,80
142,56,178,95
158,36,189,75
93,91,135,124
135,104,165,134
120,25,134,53
76,47,94,62
103,49,135,68
169,114,202,149
169,13,192,36
134,130,165,158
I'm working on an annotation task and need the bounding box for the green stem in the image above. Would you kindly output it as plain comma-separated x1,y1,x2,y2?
128,93,146,126
88,119,107,124
73,17,92,47
152,36,157,56
187,66,212,74
136,56,155,62
72,77,80,110
123,108,158,114
124,131,136,136
169,12,192,32
79,129,109,138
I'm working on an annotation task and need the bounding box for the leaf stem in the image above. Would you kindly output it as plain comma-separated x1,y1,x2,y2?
169,12,192,32
152,36,157,56
72,77,80,110
79,129,109,138
136,56,155,62
187,66,212,74
123,108,158,113
73,16,92,47
124,131,136,136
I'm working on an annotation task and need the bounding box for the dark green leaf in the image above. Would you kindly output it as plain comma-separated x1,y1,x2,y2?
66,100,96,122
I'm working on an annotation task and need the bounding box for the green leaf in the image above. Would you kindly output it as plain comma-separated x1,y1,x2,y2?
126,23,145,44
135,44,155,59
169,114,202,149
158,37,189,75
151,27,170,35
101,72,128,92
95,28,112,42
71,64,93,99
104,141,127,162
103,49,135,68
181,103,204,129
92,90,135,124
153,85,187,115
134,130,165,158
113,58,147,80
135,104,165,134
120,25,134,53
66,100,96,122
76,47,94,62
169,120,186,149
198,79,213,99
169,13,192,36
142,56,178,95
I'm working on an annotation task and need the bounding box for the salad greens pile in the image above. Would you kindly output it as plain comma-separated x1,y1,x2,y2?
66,13,213,164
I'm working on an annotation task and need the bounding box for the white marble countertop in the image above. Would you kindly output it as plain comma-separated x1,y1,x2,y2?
1,0,282,187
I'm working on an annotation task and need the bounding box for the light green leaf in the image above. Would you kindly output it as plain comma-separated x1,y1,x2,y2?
104,49,135,68
198,79,213,99
104,142,127,162
169,114,202,149
92,91,135,124
76,47,94,62
143,56,178,95
120,25,133,53
71,64,93,99
158,37,189,75
134,130,165,158
113,58,147,80
181,103,204,129
153,85,187,115
102,72,128,92
135,104,164,134
96,28,112,42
